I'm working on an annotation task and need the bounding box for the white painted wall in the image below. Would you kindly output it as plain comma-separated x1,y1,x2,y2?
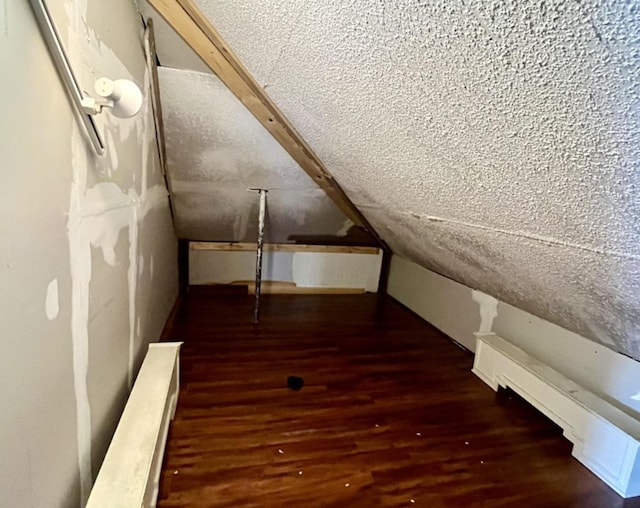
389,256,640,421
388,256,482,350
0,1,177,506
190,251,294,285
190,249,382,292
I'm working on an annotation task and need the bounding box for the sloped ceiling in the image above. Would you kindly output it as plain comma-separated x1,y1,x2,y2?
145,0,640,359
159,67,351,243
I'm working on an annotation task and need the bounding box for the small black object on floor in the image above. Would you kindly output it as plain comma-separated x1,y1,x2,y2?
287,376,304,391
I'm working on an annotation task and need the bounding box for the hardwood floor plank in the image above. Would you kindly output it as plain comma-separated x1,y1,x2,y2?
159,289,639,507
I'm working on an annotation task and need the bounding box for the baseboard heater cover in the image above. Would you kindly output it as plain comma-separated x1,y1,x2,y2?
473,333,640,498
87,342,183,508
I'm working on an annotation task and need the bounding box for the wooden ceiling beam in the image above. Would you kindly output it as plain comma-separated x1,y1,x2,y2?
147,0,382,239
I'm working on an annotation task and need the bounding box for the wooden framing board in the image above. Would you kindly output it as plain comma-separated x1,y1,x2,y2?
144,18,167,175
147,0,380,237
221,281,366,295
144,18,177,222
190,241,380,255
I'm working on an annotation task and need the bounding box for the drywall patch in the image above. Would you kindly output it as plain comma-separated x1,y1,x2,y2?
68,174,167,504
67,197,94,505
45,278,60,320
138,253,145,279
127,205,139,390
472,290,498,333
63,2,169,501
68,169,134,504
336,219,354,236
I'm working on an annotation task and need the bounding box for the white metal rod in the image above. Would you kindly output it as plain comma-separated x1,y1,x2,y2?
28,0,105,155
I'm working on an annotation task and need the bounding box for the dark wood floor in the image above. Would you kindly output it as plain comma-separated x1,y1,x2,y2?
159,287,638,507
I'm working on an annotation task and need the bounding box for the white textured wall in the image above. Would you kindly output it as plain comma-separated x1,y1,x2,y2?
0,1,177,506
148,0,640,359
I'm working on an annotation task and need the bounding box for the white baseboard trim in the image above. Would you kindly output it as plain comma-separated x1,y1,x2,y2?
87,342,183,508
473,333,640,498
388,256,640,420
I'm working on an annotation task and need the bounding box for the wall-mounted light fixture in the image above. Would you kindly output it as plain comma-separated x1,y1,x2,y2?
82,78,143,119
29,0,144,155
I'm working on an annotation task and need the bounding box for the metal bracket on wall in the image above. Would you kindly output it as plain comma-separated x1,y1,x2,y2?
29,0,106,155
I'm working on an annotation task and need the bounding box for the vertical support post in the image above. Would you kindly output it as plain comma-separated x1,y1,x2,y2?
254,189,267,323
178,239,189,299
375,243,393,325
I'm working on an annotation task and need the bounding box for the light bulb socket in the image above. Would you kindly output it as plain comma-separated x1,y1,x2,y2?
83,78,143,119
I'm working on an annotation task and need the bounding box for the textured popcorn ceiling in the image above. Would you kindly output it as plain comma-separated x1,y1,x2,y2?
158,67,350,242
148,0,640,358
